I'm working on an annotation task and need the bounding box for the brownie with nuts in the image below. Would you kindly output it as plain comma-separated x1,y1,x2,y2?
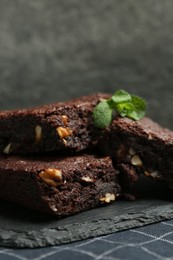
0,154,121,216
0,93,109,155
98,116,173,192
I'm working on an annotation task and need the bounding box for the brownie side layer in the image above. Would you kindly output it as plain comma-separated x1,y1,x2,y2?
0,93,109,155
98,116,173,190
0,154,121,216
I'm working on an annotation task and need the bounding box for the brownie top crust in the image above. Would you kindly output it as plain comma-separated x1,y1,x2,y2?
0,154,113,173
0,93,109,117
111,116,173,146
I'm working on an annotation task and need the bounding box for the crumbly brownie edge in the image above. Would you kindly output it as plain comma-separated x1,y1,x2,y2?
0,155,121,216
97,116,173,191
0,93,109,155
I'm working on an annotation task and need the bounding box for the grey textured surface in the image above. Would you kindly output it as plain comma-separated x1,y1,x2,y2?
0,0,173,128
2,221,173,259
1,178,173,248
1,199,173,249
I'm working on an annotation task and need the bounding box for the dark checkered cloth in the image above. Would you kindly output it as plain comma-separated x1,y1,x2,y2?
1,220,173,260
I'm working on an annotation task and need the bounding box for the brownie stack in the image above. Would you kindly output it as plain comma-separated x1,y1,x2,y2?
0,93,172,216
0,93,121,216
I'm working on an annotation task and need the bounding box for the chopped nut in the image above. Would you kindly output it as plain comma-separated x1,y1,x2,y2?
131,155,143,166
61,115,68,125
100,193,116,203
62,138,67,145
148,134,153,140
35,125,42,143
39,168,62,187
145,170,159,178
81,176,94,182
151,171,159,178
51,205,58,212
56,127,72,139
129,147,136,155
3,143,12,154
144,171,151,177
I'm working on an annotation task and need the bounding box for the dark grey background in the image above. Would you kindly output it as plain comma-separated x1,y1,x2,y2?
0,0,173,128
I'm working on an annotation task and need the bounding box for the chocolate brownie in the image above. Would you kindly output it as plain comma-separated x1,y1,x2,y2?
98,116,173,191
0,154,121,215
0,93,109,155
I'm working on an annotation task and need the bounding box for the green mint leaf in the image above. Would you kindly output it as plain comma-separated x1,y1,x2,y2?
116,102,135,117
116,95,146,120
129,95,147,120
125,110,141,120
93,101,113,128
109,89,132,106
93,89,147,128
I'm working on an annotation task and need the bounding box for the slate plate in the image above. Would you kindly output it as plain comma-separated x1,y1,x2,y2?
0,177,173,248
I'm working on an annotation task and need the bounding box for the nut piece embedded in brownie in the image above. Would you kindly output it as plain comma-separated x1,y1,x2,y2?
98,116,173,191
0,154,121,216
0,93,109,155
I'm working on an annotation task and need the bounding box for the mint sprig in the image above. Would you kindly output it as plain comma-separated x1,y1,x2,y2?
93,89,147,128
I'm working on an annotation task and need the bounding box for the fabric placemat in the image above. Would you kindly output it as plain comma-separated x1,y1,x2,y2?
1,220,173,259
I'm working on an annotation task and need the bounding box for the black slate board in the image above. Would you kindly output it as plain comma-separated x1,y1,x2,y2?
1,177,173,248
